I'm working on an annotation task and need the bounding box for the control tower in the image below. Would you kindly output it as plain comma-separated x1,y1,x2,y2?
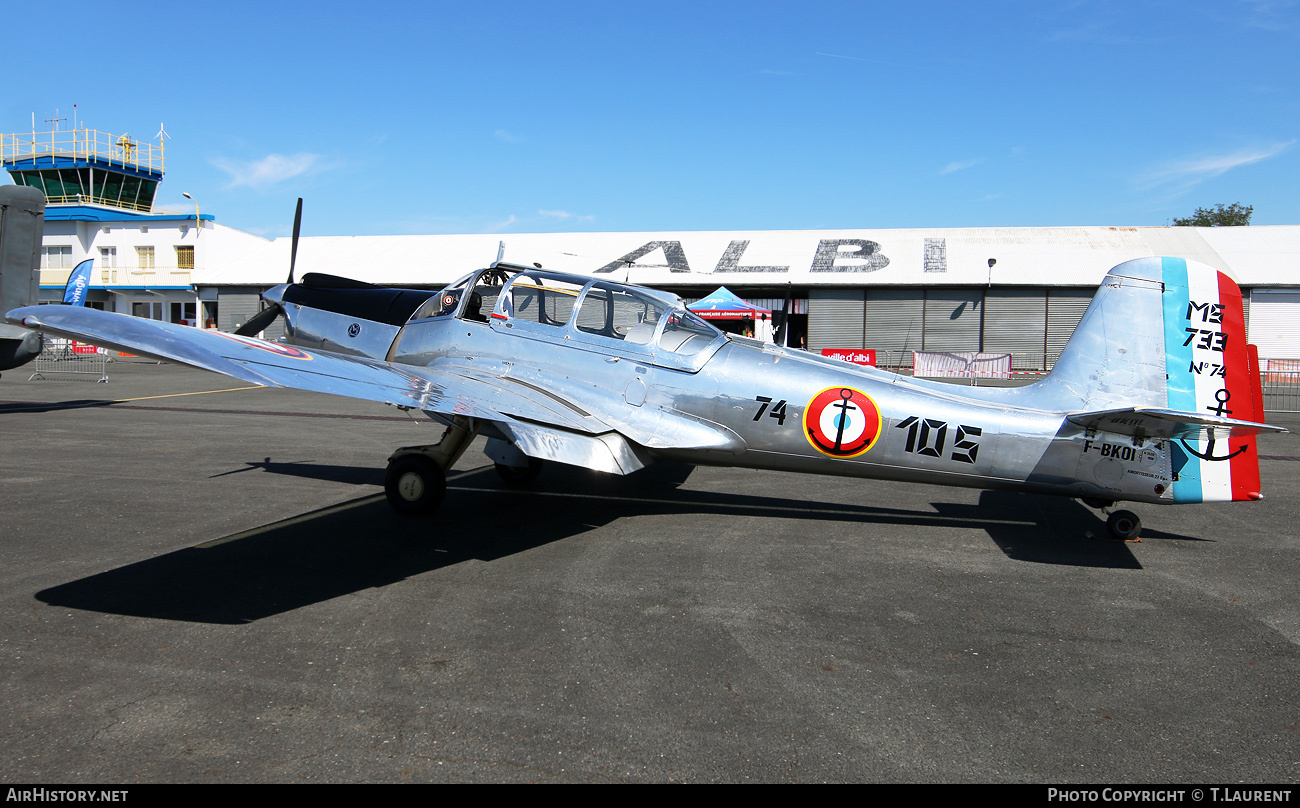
0,118,253,326
1,126,165,215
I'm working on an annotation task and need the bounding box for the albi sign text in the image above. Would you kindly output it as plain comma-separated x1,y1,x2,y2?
595,239,894,275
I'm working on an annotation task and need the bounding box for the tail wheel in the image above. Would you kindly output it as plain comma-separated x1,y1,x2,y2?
385,454,446,516
1106,510,1142,541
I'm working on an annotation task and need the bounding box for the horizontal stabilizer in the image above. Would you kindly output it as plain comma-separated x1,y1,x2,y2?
1067,407,1286,440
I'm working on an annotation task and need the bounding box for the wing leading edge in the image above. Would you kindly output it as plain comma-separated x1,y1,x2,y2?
7,305,599,430
5,305,742,475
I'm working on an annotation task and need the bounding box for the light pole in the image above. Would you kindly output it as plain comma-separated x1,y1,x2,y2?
182,192,202,326
182,192,201,230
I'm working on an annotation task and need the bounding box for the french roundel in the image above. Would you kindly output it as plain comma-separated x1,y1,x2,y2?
804,386,882,459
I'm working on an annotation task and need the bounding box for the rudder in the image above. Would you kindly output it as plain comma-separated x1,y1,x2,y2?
1160,257,1263,502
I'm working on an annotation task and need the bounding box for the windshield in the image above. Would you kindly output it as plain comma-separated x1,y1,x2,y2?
411,272,475,321
411,268,516,322
659,308,720,354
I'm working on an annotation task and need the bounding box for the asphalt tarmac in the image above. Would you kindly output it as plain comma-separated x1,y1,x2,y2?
2,359,1299,783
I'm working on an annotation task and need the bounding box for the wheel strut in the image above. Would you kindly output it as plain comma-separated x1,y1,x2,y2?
383,417,478,516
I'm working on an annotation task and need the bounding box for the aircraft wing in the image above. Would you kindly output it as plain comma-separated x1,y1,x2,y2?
5,305,600,433
5,306,743,473
1066,407,1286,440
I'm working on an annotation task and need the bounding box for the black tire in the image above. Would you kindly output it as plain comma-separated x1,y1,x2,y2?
495,457,543,484
1106,510,1141,541
385,454,446,516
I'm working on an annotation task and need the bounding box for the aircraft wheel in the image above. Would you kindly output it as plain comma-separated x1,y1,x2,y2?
495,457,543,484
1106,510,1141,541
385,454,446,516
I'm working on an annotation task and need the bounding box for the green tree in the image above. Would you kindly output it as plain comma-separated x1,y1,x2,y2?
1171,203,1253,226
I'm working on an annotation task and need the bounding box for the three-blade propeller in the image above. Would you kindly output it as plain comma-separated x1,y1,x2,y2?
235,197,302,337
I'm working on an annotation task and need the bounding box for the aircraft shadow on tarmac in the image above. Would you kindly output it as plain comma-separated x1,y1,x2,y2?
36,461,1205,624
0,398,117,415
208,456,386,486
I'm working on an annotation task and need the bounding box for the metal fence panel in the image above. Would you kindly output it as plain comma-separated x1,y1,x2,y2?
1262,359,1300,413
28,339,108,382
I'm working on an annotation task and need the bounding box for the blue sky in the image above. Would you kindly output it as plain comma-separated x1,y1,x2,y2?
5,0,1297,237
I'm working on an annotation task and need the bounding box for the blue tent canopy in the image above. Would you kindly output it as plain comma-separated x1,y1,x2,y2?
687,286,769,318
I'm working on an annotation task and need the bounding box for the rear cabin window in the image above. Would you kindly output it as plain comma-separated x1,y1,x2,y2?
576,286,665,344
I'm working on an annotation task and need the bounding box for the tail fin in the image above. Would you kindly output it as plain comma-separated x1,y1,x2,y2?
1033,256,1270,503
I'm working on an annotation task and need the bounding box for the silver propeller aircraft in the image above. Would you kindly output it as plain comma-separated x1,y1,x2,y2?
5,210,1283,541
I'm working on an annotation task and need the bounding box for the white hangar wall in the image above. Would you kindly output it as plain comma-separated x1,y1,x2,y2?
195,224,1300,364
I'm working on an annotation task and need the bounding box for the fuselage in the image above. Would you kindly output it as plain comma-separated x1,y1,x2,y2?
279,287,1175,507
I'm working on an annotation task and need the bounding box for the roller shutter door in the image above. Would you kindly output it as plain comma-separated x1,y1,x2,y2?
1046,288,1093,365
219,288,260,333
984,289,1048,370
219,287,285,341
863,289,924,367
923,288,984,353
807,289,864,351
1250,290,1300,360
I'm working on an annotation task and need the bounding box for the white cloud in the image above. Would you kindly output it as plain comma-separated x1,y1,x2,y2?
1138,142,1294,191
1240,0,1297,31
212,153,323,189
814,51,905,68
483,214,518,233
539,209,594,222
495,129,520,143
939,158,983,175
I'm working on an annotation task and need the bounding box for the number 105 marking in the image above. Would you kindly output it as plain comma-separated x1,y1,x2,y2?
896,416,982,464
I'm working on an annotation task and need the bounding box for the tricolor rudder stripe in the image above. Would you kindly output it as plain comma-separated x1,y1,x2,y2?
1161,257,1261,503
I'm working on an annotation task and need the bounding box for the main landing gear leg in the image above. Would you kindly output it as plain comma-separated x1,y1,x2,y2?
384,416,479,516
1080,497,1142,541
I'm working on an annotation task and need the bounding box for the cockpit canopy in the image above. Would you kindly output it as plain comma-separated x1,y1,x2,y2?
411,265,725,372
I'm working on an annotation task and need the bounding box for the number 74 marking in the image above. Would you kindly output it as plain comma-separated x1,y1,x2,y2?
753,396,788,425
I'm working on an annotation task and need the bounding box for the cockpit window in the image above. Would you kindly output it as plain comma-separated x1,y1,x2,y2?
496,273,584,326
463,268,512,323
576,284,666,344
